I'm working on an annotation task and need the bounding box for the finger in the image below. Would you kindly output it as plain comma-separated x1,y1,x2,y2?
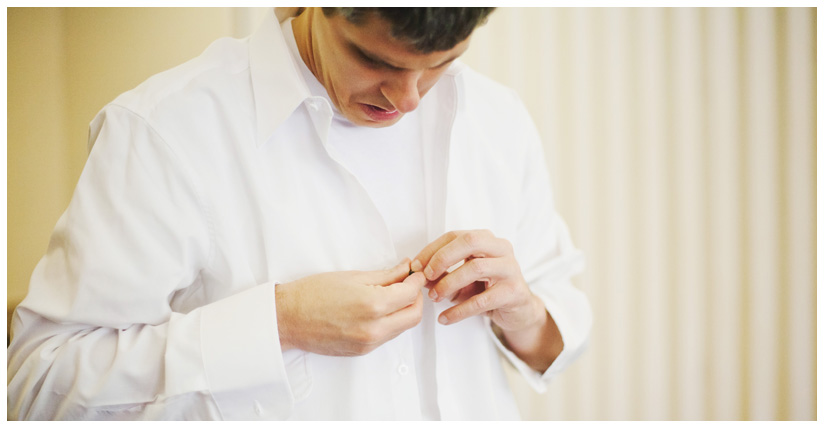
410,231,465,273
428,256,513,302
360,258,411,286
420,230,513,282
378,272,427,315
451,281,487,304
437,285,512,325
438,280,485,305
380,290,424,339
402,271,429,288
354,292,424,353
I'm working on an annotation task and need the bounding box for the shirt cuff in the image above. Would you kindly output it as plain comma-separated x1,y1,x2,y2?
486,291,589,393
200,282,293,420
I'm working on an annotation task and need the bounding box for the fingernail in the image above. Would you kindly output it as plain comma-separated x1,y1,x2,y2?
411,260,423,272
438,314,448,325
428,288,438,301
424,265,434,280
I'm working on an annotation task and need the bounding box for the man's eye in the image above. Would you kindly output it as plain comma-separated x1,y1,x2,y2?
354,48,403,71
361,54,383,68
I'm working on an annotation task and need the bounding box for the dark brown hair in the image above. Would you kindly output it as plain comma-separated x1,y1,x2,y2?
322,7,495,53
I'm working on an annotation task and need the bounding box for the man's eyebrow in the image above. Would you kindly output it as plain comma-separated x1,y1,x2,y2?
349,41,459,70
350,42,403,70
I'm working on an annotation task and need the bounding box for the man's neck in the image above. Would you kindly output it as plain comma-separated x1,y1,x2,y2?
291,9,321,86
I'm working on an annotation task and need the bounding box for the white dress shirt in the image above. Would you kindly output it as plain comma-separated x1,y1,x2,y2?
282,17,429,268
7,10,592,420
281,17,440,419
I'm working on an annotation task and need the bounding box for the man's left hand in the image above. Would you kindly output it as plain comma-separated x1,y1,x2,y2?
411,229,564,372
411,230,540,330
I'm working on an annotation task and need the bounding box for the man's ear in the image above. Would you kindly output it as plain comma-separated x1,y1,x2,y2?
275,7,304,23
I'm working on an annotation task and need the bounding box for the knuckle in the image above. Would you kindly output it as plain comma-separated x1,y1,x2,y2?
503,281,519,296
473,293,490,312
430,252,449,270
470,258,488,276
499,286,518,306
500,238,514,254
346,326,364,344
462,230,482,248
354,342,374,356
358,295,385,317
437,276,454,294
370,300,387,317
356,325,382,345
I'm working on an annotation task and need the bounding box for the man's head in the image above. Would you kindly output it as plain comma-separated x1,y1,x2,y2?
291,7,495,127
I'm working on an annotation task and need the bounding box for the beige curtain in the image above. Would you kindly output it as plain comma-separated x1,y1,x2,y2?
461,7,815,420
7,7,816,420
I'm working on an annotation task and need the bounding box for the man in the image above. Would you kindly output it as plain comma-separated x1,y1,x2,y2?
7,8,591,420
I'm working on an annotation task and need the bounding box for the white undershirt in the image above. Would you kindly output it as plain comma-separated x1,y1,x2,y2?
283,18,439,420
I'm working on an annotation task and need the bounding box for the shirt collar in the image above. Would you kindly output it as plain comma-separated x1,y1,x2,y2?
247,11,467,148
248,10,312,147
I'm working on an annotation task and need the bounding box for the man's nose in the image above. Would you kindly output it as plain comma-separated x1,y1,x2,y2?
382,72,421,113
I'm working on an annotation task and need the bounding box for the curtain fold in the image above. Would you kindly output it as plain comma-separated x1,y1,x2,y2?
462,7,816,421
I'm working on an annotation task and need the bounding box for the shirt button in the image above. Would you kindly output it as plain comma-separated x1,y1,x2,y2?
253,401,263,416
398,364,409,375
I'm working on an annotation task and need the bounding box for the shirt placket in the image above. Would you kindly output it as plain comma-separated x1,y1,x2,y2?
388,330,422,419
305,97,424,418
419,77,459,419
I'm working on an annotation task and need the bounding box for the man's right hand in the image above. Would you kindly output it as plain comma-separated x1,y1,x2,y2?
274,260,426,356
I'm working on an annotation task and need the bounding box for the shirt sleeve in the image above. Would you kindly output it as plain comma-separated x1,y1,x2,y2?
7,105,294,420
487,93,593,393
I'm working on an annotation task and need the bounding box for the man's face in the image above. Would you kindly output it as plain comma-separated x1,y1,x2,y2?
308,11,471,128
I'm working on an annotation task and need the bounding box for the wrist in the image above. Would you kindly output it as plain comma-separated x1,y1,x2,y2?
274,282,295,352
496,295,563,372
498,293,547,335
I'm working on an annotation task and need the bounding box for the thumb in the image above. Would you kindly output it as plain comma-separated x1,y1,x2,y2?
362,259,411,286
402,271,428,289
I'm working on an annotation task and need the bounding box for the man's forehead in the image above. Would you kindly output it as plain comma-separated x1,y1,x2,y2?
328,12,470,70
330,11,406,49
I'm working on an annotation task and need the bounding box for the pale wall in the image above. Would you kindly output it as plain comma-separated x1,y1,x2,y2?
8,7,237,321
